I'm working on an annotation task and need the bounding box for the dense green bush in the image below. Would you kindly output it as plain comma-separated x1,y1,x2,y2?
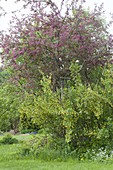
19,63,113,159
63,63,113,158
0,134,18,145
0,82,22,132
19,76,65,139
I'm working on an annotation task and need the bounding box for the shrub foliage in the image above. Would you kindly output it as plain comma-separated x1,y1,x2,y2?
18,63,113,159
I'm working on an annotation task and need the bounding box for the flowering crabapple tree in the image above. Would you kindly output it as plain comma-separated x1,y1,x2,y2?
1,0,113,91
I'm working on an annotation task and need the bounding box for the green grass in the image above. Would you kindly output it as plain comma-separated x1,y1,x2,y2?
0,134,33,141
0,144,21,161
14,134,33,141
1,135,113,170
0,159,113,170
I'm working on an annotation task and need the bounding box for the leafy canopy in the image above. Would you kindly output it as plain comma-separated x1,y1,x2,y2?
1,0,113,91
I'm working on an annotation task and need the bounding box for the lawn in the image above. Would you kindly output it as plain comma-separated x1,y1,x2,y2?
0,133,33,141
0,158,113,170
0,135,113,170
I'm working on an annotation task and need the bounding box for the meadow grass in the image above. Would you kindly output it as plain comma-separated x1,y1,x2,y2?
14,134,33,141
0,133,33,141
0,135,113,170
0,158,113,170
